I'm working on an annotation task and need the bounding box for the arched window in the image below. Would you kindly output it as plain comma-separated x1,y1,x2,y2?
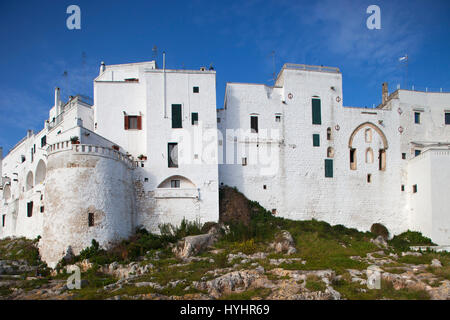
327,147,334,158
35,160,46,185
26,171,34,191
366,148,374,163
327,127,332,140
350,148,357,170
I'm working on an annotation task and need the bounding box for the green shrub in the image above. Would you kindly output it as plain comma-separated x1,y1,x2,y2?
389,230,435,251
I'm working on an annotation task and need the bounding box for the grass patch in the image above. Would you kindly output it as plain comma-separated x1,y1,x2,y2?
220,288,271,300
305,275,327,292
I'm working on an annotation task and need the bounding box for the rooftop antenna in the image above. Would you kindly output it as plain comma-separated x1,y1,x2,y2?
270,51,276,84
152,45,158,62
399,54,408,89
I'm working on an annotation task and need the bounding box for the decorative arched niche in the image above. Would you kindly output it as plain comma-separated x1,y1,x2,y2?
157,175,196,189
35,160,46,185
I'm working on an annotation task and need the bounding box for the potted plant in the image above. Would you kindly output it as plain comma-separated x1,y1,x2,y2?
112,145,120,151
138,154,147,160
70,136,80,144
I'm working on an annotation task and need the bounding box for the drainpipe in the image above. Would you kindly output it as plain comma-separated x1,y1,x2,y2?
163,51,167,118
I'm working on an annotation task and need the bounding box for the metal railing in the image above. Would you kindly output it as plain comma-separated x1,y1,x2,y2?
283,63,340,73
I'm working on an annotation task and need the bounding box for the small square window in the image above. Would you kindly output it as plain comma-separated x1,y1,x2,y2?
144,178,149,182
415,150,421,157
445,112,450,125
242,157,247,166
413,184,418,193
193,86,199,93
194,154,199,159
128,116,139,129
141,163,145,167
217,118,221,123
401,185,405,191
263,185,267,190
40,206,44,213
275,115,281,122
402,153,406,160
191,112,199,125
171,180,180,188
414,112,421,124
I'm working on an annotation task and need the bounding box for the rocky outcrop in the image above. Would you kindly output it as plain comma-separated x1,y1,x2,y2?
270,231,297,255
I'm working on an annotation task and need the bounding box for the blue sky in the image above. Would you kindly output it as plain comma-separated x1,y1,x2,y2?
1,0,449,152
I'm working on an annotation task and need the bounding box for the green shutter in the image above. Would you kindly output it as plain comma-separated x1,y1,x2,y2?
312,98,322,125
172,104,182,128
192,112,198,125
313,134,320,147
325,159,333,178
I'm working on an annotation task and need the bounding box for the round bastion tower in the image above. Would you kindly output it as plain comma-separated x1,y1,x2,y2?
40,142,135,268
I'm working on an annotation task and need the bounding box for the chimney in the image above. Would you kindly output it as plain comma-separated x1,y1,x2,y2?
100,61,106,74
27,130,34,138
382,82,388,104
55,87,61,115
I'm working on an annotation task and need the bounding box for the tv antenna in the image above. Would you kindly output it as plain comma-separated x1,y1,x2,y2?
270,51,276,84
152,45,158,61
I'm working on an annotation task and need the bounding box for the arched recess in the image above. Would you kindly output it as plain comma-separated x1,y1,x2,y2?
3,184,11,200
35,160,46,185
157,175,196,189
26,171,34,191
348,122,388,149
366,148,374,163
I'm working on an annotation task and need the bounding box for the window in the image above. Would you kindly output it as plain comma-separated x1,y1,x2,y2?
263,185,267,190
379,149,386,171
27,201,33,217
413,184,418,193
171,180,180,188
350,148,357,170
325,159,333,177
168,143,178,168
124,115,142,130
41,135,47,148
366,148,374,163
312,98,322,125
401,185,405,191
242,157,247,166
218,140,223,146
445,112,450,125
250,116,258,133
193,86,199,93
402,153,406,159
172,104,182,128
40,206,44,213
144,178,148,182
191,112,199,125
313,134,320,147
327,147,334,158
414,112,421,124
415,149,421,157
21,155,26,163
88,213,94,227
367,174,372,183
327,127,332,140
365,128,372,143
275,115,281,122
2,215,5,227
217,117,221,123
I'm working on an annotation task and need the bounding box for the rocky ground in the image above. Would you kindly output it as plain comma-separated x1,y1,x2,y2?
1,187,449,300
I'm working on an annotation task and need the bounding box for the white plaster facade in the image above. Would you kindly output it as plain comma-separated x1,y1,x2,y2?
218,63,450,245
1,60,449,268
0,61,219,267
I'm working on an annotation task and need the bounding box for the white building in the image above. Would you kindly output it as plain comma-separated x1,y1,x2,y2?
1,61,449,267
0,61,219,267
218,63,450,245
